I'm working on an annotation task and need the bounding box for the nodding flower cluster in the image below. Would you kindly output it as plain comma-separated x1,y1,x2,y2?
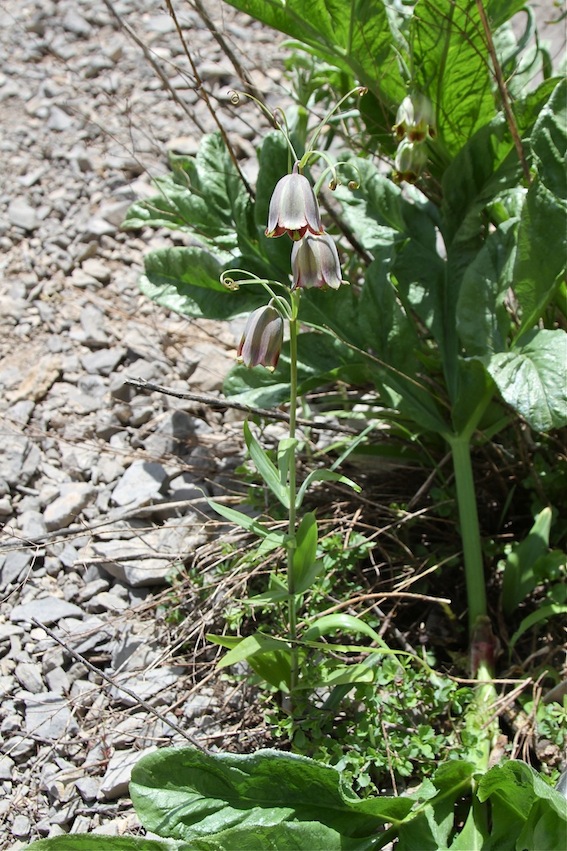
238,162,344,370
392,93,436,184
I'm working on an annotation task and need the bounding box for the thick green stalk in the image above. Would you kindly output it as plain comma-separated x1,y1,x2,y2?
286,297,300,698
449,435,487,635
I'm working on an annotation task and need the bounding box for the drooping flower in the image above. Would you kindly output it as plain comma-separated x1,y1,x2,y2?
394,138,429,184
291,233,343,290
393,94,436,143
237,305,284,370
265,168,323,241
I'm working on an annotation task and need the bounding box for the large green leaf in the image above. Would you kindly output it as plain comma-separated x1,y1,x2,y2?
130,747,413,841
140,247,265,320
412,0,494,158
221,0,407,110
175,820,382,850
123,134,252,254
396,760,476,850
483,328,567,431
457,219,517,356
514,80,567,334
477,760,567,851
25,839,184,851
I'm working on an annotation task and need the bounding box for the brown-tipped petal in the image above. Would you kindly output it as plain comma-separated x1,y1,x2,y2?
238,306,283,370
265,172,323,240
291,233,343,290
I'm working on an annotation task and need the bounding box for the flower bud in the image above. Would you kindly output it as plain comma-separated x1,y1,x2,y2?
394,138,428,184
393,94,436,143
237,305,284,370
291,233,343,291
265,170,323,241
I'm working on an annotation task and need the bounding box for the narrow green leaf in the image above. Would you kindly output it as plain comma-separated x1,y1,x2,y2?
509,604,567,650
277,438,297,494
292,513,318,594
296,469,361,509
244,421,289,508
208,499,287,545
303,614,386,647
216,633,289,669
501,507,552,615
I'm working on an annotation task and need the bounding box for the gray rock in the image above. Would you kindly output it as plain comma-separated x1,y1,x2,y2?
99,747,156,800
111,460,169,508
85,590,129,613
0,754,15,781
86,538,171,587
62,10,92,37
109,666,183,707
11,596,84,625
24,692,79,741
0,435,41,487
81,347,126,376
11,813,31,839
0,549,36,586
75,775,100,802
81,257,111,282
18,509,48,539
15,662,44,694
47,105,75,131
8,197,38,231
44,666,70,695
142,410,196,456
44,482,95,531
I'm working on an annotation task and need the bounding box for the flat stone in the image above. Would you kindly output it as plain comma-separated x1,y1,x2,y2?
9,356,61,403
11,813,31,839
81,257,111,282
111,460,169,508
0,435,41,487
87,539,172,587
11,596,84,625
99,746,156,800
81,347,126,376
8,197,38,231
44,483,95,531
24,692,79,741
15,661,44,693
0,754,15,781
109,666,183,707
0,549,35,586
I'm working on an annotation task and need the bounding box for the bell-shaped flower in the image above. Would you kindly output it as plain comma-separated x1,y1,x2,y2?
237,305,284,371
265,170,323,241
394,138,428,184
291,233,343,290
393,94,436,143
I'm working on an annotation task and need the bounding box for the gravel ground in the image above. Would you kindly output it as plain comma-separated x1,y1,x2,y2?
0,0,286,844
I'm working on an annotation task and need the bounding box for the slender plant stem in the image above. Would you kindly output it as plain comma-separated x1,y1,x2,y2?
449,435,487,635
286,295,300,701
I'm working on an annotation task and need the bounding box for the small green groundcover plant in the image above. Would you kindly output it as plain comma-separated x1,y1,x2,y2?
26,0,567,848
